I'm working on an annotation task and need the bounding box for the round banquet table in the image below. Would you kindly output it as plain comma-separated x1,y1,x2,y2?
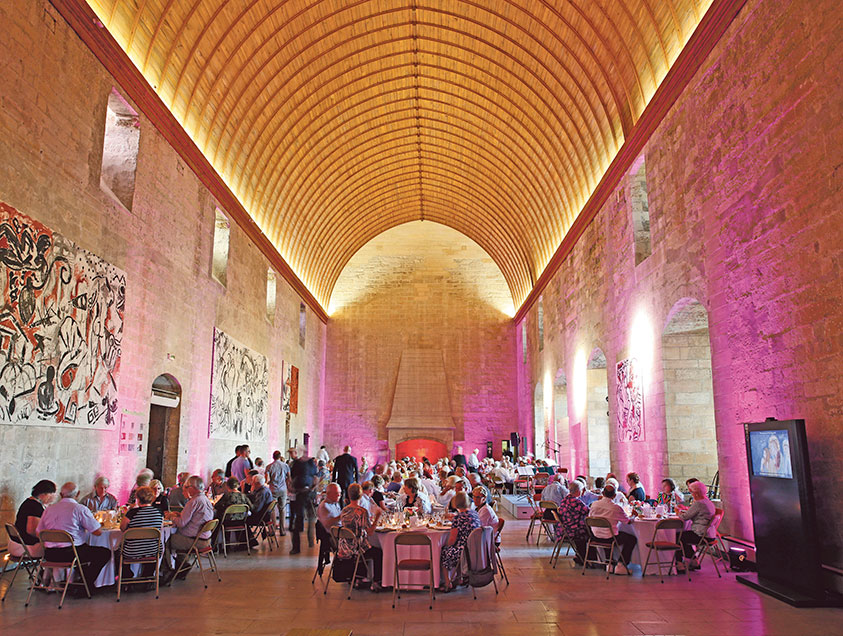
370,527,450,588
618,517,690,567
86,526,175,587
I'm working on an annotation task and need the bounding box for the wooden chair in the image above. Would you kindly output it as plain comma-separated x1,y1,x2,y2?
117,527,162,601
169,519,221,588
26,530,91,609
494,518,509,584
641,518,684,583
220,504,251,557
392,532,435,610
323,526,366,600
1,523,42,602
253,499,279,551
581,517,630,579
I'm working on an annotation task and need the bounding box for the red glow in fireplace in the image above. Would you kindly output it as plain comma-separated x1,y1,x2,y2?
395,439,448,462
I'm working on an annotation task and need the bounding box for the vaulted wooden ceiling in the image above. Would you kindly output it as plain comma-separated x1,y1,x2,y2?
85,0,713,310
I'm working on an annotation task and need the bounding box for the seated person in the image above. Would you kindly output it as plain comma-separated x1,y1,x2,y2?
241,469,259,494
149,479,170,513
208,469,226,498
79,476,119,512
540,475,569,518
369,476,388,512
446,479,469,513
127,469,154,505
9,480,56,558
316,483,343,530
339,483,383,592
438,475,459,508
395,477,432,514
214,477,252,521
655,478,684,511
37,482,111,588
556,480,589,563
385,473,403,493
625,472,646,502
246,474,274,544
467,473,492,506
419,469,440,498
471,486,498,528
587,484,637,575
120,485,164,579
167,472,191,508
605,478,628,504
162,476,214,581
607,472,628,495
440,492,482,589
676,481,716,572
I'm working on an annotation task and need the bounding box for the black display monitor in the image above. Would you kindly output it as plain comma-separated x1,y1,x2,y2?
743,419,820,595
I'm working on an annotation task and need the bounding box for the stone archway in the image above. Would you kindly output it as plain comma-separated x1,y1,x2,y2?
663,298,719,488
587,348,611,478
553,370,569,468
147,373,181,485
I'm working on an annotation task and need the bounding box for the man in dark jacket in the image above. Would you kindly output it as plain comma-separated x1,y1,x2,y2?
452,445,468,469
331,446,358,502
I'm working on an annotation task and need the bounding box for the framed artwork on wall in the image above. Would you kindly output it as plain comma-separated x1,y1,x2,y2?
616,358,644,442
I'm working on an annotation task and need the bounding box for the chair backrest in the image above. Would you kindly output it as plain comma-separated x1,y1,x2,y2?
5,523,37,560
395,531,433,546
654,518,685,532
121,527,162,542
38,530,78,563
496,517,505,536
534,474,549,486
585,516,613,530
222,504,249,521
707,507,725,538
256,499,277,523
539,501,558,510
200,519,219,536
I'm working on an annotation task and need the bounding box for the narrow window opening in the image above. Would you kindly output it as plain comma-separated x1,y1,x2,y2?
100,89,139,211
299,302,307,347
630,155,652,265
521,322,527,364
538,296,545,351
212,208,230,286
266,269,277,323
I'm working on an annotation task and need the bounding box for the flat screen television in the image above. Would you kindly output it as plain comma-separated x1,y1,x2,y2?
748,429,793,478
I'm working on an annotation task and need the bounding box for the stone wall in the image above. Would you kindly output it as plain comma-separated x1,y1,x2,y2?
0,0,324,539
518,0,843,581
324,222,517,466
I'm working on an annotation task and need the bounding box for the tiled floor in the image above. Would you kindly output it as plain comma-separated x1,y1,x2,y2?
1,515,840,636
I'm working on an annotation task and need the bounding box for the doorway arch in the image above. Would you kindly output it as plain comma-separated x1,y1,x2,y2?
553,370,568,468
533,382,546,460
587,348,611,478
662,299,719,488
147,374,181,485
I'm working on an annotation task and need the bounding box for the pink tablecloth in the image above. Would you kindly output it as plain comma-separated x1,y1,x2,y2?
87,526,175,587
370,528,450,588
619,517,690,566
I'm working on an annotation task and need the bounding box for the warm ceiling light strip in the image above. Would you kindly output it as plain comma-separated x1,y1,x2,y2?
513,0,747,323
48,0,329,323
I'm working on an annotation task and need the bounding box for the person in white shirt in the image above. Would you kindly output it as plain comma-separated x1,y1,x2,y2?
316,483,343,530
605,478,628,504
317,445,331,464
419,469,440,498
471,487,498,528
395,477,432,514
540,477,569,519
587,485,637,574
37,482,112,588
467,448,481,472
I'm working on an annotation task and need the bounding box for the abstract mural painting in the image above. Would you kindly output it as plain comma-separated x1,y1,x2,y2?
209,328,268,441
281,361,299,415
616,358,644,442
0,202,125,430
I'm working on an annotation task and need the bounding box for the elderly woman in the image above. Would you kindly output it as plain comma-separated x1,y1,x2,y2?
120,485,164,581
369,475,388,511
127,468,154,505
556,480,589,563
80,476,119,512
676,481,716,571
9,480,56,558
396,477,432,514
149,479,170,513
655,478,684,511
168,472,191,508
208,469,226,497
338,483,383,592
440,491,481,589
625,472,646,502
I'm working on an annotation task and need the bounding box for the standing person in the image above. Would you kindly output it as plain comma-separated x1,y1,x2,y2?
37,482,111,589
289,448,318,554
452,445,468,469
225,445,243,478
467,448,481,473
317,445,330,464
231,445,252,481
331,445,359,502
265,450,290,536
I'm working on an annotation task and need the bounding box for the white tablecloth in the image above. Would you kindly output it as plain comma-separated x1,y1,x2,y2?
618,517,689,566
371,528,450,588
87,526,175,587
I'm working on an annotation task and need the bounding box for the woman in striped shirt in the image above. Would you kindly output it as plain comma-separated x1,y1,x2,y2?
120,486,164,579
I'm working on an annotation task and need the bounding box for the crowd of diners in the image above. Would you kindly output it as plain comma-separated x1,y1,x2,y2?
6,442,717,595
